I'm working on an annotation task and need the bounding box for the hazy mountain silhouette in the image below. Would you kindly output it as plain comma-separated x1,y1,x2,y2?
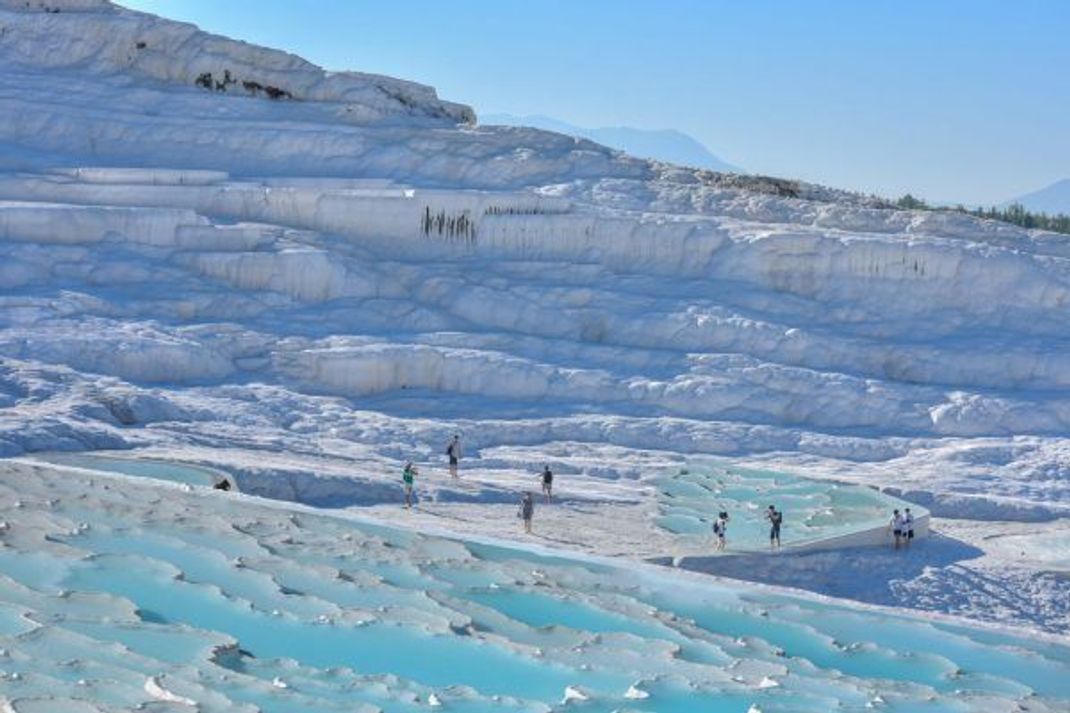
1009,179,1070,215
483,113,743,174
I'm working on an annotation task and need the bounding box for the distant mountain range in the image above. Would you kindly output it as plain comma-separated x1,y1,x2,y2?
1009,178,1070,215
482,113,743,174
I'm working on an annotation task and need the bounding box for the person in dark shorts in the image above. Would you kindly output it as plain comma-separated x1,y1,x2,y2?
540,465,553,503
903,508,915,547
446,434,461,478
713,510,729,551
402,461,418,509
766,505,782,549
889,509,904,549
518,491,535,533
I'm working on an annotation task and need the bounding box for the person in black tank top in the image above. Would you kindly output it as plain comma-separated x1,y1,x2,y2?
541,465,553,502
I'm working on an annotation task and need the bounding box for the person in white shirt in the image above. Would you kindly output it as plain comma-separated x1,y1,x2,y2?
903,508,915,547
713,510,729,551
445,434,462,478
889,509,904,549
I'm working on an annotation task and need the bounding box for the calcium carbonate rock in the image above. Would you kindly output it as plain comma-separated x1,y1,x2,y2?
144,676,196,706
0,0,1067,545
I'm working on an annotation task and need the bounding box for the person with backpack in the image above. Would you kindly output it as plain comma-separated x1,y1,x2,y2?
766,505,782,549
402,461,418,509
540,465,553,503
445,434,462,478
518,491,535,533
713,510,729,551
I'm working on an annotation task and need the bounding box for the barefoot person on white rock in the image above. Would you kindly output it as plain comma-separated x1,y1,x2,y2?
903,508,915,548
766,505,782,550
540,464,553,503
889,509,904,550
402,461,418,509
518,491,535,534
446,434,462,478
713,510,729,551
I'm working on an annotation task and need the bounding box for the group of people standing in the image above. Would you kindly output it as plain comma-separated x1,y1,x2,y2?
889,507,916,549
401,435,555,535
710,505,784,552
517,465,554,533
400,433,463,510
403,447,915,553
712,504,916,553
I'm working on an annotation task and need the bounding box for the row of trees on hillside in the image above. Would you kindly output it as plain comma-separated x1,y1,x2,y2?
896,194,1070,234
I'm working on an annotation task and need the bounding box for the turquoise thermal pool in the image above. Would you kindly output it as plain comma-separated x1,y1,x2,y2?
656,463,923,550
0,460,1065,713
29,452,229,488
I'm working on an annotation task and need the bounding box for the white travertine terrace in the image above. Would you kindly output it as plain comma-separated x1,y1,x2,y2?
0,461,1066,712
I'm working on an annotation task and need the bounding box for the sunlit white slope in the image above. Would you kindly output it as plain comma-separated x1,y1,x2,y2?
0,0,1068,634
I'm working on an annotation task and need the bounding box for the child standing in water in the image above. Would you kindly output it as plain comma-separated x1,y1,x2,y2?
518,491,534,534
402,462,418,509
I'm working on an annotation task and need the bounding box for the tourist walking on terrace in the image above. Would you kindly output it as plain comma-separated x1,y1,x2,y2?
446,434,462,478
713,510,729,551
889,509,904,549
402,461,418,509
518,491,535,534
903,508,915,547
540,464,553,503
766,505,782,550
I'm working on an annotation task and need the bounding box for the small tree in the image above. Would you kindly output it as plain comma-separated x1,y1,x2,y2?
896,194,929,210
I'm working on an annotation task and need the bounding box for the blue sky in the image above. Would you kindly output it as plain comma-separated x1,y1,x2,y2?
123,0,1069,205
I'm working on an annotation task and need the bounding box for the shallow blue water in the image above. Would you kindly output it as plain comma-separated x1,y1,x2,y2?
61,553,629,702
467,588,674,640
656,462,922,550
645,581,1070,699
1,460,1064,713
31,452,226,487
32,521,1064,711
0,603,33,636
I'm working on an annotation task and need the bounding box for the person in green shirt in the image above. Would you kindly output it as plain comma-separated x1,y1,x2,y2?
402,462,418,509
